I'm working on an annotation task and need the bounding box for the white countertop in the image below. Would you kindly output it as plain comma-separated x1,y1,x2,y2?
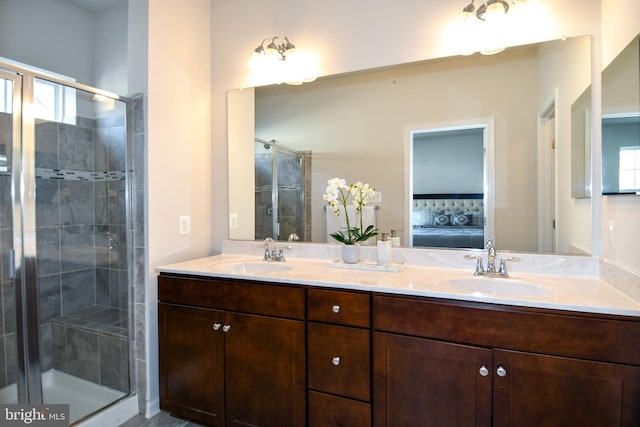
157,253,640,317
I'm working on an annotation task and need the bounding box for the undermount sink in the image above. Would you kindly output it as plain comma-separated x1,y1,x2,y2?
219,261,292,274
442,277,554,298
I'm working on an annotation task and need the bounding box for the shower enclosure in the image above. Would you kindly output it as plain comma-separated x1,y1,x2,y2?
254,138,310,241
0,61,132,423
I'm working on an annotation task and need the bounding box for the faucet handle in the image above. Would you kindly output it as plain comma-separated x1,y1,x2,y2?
464,254,485,276
498,257,520,277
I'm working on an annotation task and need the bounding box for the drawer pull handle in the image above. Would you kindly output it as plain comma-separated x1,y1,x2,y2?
222,324,231,333
479,365,489,377
496,366,507,377
332,356,341,366
332,305,341,314
213,323,221,331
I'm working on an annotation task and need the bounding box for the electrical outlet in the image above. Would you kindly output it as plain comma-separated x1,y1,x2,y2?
607,220,615,250
179,215,191,235
371,191,382,203
229,213,239,230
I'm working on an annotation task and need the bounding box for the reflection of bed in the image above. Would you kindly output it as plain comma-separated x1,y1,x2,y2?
412,194,484,249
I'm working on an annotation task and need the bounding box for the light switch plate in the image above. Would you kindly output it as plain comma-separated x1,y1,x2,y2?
229,213,238,229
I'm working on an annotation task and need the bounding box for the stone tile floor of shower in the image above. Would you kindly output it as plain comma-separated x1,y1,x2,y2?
120,411,202,427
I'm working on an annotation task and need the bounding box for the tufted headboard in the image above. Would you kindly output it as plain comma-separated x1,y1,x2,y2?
412,194,484,227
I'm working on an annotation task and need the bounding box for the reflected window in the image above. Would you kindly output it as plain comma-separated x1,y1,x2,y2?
619,146,640,191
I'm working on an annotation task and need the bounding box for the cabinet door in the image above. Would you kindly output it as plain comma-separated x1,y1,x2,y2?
373,332,492,427
493,349,640,427
159,303,225,426
225,312,306,427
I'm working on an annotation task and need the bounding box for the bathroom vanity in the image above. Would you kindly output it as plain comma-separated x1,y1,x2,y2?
157,250,640,427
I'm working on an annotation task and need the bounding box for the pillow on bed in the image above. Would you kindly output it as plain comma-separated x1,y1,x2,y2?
412,210,433,227
451,213,472,226
433,213,451,226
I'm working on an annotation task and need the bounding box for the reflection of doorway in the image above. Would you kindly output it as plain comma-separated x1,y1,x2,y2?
538,97,557,253
405,121,492,249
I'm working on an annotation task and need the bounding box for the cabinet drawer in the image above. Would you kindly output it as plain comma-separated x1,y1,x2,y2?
308,391,371,427
158,275,305,320
308,323,370,401
308,288,370,327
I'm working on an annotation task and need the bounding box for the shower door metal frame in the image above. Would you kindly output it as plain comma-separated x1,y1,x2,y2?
1,59,131,405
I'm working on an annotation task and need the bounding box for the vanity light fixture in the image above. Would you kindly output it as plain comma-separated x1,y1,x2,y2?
247,36,296,68
462,0,526,21
461,0,527,55
247,35,317,85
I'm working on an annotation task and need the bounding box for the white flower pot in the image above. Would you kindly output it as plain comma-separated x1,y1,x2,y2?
341,244,359,264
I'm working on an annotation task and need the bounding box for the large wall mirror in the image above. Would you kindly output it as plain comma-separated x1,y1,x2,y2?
601,34,640,195
228,35,593,255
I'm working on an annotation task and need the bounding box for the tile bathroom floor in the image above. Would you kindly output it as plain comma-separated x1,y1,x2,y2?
119,411,202,427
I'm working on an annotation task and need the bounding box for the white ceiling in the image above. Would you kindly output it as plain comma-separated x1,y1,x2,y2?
63,0,126,15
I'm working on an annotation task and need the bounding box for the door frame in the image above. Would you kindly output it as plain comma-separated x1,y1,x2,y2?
404,118,495,247
537,90,558,253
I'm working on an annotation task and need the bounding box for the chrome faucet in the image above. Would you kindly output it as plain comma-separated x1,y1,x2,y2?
464,240,520,277
263,237,288,262
485,240,497,274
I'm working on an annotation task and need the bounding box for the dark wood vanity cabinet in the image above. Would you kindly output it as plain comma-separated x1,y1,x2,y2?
307,288,372,427
373,295,640,427
158,273,640,427
158,275,306,427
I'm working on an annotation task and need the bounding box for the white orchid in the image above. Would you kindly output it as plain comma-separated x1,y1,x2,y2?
324,177,378,245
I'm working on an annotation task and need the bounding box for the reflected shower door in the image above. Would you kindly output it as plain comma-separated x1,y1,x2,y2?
254,141,305,241
275,150,304,241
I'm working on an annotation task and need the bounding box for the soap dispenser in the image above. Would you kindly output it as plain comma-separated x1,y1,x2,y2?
377,233,392,267
390,229,401,247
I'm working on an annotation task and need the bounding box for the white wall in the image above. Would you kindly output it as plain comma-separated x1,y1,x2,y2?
0,0,128,94
144,0,212,415
0,0,94,85
93,2,128,94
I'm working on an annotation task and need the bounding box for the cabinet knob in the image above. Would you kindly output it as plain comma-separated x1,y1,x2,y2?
213,323,221,331
222,324,231,333
331,356,341,366
479,365,489,377
496,366,507,377
332,305,341,314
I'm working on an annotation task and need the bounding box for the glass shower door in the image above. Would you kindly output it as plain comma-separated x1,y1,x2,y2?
0,70,20,406
33,77,130,423
0,66,131,424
